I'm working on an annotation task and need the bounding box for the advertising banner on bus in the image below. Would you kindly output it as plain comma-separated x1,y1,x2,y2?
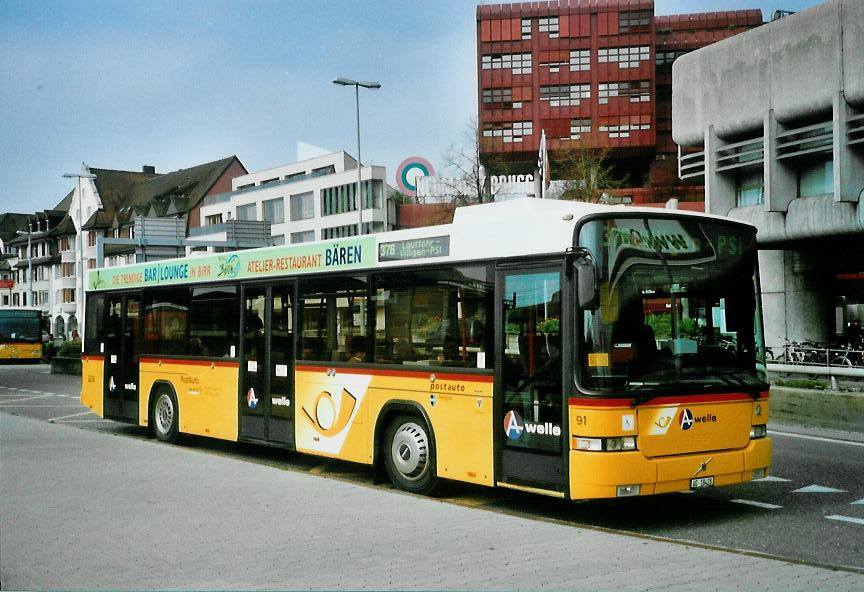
88,236,377,291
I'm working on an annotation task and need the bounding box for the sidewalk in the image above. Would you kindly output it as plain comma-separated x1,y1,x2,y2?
2,413,861,591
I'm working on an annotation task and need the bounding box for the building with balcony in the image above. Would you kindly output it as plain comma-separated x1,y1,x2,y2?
673,0,864,348
1,156,247,338
194,152,395,247
476,0,762,201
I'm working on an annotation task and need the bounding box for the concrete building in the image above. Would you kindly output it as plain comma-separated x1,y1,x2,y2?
193,152,395,247
476,0,762,200
673,0,864,347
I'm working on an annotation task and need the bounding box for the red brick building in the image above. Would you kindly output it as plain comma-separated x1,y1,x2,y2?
476,0,762,200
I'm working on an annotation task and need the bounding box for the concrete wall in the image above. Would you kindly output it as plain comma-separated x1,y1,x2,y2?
771,386,864,432
673,0,864,146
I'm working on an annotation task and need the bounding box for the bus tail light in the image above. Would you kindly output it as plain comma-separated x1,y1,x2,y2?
749,424,767,439
574,436,637,451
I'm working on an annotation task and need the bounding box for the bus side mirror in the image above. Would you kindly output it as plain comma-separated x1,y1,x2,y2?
576,262,598,310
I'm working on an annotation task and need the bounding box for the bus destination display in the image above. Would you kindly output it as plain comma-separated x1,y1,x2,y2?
378,236,450,262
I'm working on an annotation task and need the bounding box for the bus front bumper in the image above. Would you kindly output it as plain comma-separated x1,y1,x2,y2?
568,437,772,500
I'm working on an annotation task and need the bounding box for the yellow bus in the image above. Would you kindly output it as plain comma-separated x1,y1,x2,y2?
81,199,771,499
0,307,43,362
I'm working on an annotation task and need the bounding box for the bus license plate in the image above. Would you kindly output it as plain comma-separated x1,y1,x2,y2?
690,476,714,489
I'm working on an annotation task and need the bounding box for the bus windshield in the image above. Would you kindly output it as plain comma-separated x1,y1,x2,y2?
577,216,767,394
0,310,42,343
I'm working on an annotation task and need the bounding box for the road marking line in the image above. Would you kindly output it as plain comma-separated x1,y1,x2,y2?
852,498,864,505
731,499,783,510
49,411,96,422
54,419,112,423
0,394,57,404
754,475,791,482
792,484,847,494
769,430,864,448
0,405,83,408
826,515,864,526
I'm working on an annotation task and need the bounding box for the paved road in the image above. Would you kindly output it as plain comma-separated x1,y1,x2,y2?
1,363,862,588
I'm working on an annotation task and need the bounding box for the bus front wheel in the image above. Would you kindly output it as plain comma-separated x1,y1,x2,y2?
151,390,179,444
383,415,437,495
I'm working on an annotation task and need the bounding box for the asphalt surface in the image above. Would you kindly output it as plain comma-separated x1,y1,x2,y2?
1,363,862,590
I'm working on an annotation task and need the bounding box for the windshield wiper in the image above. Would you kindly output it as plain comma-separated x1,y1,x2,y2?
628,381,714,408
713,370,764,400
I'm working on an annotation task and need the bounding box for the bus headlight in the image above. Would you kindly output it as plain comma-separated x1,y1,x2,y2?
574,436,637,451
749,424,767,439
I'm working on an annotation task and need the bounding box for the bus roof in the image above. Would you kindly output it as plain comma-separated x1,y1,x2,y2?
87,198,752,292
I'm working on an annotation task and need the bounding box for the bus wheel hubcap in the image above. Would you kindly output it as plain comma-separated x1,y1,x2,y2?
155,395,174,434
391,422,428,481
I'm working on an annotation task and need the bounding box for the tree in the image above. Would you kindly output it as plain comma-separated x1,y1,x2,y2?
556,133,629,203
440,118,508,205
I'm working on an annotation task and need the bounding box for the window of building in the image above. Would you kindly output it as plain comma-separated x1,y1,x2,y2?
59,237,69,252
260,178,279,186
13,293,19,306
798,157,834,198
236,203,257,221
290,191,315,221
291,230,315,244
482,121,533,143
88,259,97,270
61,262,75,278
321,224,358,240
736,172,765,206
205,214,223,225
2,295,7,306
299,276,368,363
538,16,559,37
237,183,255,190
481,53,532,75
88,232,97,247
598,46,650,69
262,197,285,225
521,18,531,39
372,266,494,368
62,288,75,304
656,50,689,66
569,49,591,72
321,180,382,216
539,84,590,107
482,87,514,109
311,165,336,176
618,10,652,32
598,80,650,104
599,115,651,138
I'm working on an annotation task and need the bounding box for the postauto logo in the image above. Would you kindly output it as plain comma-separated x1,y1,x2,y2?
503,410,561,440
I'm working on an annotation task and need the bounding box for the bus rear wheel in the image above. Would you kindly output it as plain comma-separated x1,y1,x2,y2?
383,415,437,495
151,390,179,444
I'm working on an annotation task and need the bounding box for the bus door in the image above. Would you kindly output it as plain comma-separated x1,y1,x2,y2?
495,265,567,496
103,293,140,422
239,283,295,447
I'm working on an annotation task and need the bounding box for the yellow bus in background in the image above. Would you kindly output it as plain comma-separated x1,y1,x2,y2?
81,199,771,499
0,307,43,362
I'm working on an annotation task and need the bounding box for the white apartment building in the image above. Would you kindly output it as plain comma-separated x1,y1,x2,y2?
193,152,395,246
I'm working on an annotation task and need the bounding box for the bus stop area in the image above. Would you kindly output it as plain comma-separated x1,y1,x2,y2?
2,412,861,591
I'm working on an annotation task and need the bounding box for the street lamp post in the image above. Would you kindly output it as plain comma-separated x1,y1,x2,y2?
63,171,97,338
333,77,380,235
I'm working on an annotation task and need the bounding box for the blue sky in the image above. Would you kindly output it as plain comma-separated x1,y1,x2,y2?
0,0,823,214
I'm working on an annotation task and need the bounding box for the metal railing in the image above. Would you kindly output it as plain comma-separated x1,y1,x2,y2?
766,341,864,387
